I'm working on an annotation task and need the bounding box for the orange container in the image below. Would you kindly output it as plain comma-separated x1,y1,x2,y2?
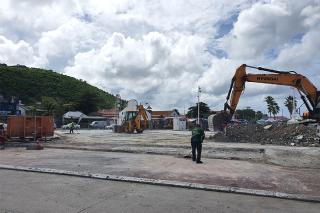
7,116,54,138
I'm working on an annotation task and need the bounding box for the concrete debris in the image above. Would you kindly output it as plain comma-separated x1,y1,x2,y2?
263,125,273,130
211,123,319,146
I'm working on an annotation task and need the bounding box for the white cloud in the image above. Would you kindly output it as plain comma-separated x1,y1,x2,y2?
64,31,208,109
0,35,36,65
0,0,76,43
0,0,319,114
221,0,313,59
274,28,320,71
36,18,105,69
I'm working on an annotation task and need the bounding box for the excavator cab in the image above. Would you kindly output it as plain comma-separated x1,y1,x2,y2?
125,111,138,121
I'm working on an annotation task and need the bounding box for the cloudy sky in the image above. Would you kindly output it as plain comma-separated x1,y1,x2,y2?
0,0,319,115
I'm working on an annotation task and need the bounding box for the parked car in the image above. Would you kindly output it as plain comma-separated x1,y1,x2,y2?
0,123,7,129
238,119,248,125
230,119,248,125
89,121,108,129
256,119,272,125
105,124,115,130
62,123,80,130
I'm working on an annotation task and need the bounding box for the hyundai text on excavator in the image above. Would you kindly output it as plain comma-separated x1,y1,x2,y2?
215,64,320,128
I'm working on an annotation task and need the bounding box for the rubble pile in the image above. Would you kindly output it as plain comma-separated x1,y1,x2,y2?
211,123,319,146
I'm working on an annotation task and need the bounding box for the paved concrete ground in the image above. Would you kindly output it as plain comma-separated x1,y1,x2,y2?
1,148,319,197
50,129,320,168
0,170,319,213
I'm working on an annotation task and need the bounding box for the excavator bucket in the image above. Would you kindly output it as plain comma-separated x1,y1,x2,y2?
210,112,231,132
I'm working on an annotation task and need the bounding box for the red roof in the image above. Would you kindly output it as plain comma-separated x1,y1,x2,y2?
92,108,118,118
151,110,179,118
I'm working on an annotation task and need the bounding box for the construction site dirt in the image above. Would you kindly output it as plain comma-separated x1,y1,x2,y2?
46,129,320,169
2,129,320,204
1,147,320,198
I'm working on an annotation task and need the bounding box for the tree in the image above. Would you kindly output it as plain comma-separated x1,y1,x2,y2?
0,65,116,109
284,96,297,118
265,96,280,118
187,102,211,118
75,90,103,114
255,111,264,120
271,103,280,118
41,96,57,115
235,108,255,121
235,108,265,121
265,96,273,117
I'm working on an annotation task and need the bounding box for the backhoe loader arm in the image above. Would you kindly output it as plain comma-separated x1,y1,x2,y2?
135,105,149,130
224,64,320,120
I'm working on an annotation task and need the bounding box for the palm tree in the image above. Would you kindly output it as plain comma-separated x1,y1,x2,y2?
265,96,274,117
265,96,280,118
284,96,297,118
271,102,280,118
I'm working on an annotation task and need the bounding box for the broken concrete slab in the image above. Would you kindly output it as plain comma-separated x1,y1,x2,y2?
264,124,273,130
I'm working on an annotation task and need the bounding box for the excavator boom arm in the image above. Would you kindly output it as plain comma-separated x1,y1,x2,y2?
224,64,319,120
246,73,318,107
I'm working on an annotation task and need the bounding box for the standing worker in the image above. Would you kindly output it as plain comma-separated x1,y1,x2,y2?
0,124,5,150
191,123,205,164
70,122,75,134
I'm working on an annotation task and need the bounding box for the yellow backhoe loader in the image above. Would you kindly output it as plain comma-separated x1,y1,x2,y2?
115,104,149,133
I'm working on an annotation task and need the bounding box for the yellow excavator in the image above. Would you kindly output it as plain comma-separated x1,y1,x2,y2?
116,104,149,133
215,64,320,127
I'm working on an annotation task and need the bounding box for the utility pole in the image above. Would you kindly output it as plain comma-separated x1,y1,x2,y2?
197,86,201,125
115,94,121,125
292,88,296,115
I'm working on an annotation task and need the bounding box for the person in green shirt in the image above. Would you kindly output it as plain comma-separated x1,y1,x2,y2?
191,124,205,164
70,122,75,134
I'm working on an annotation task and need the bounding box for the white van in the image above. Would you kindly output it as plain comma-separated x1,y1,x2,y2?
89,121,108,129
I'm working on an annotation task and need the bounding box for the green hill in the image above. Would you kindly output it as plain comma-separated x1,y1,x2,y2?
0,64,117,113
